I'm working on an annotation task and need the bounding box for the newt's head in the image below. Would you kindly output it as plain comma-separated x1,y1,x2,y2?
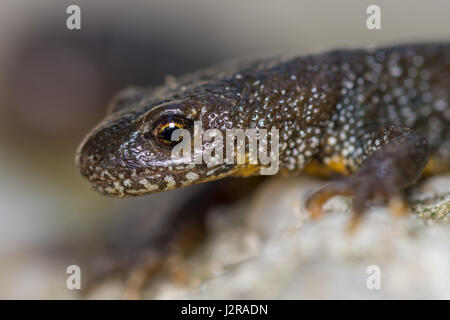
76,81,258,197
76,56,331,196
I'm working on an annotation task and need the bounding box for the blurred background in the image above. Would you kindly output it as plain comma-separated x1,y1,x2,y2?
0,0,448,298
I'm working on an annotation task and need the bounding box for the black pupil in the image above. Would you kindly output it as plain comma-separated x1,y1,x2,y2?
159,123,181,143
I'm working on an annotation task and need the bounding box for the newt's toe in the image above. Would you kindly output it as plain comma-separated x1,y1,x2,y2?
305,180,355,219
305,174,410,230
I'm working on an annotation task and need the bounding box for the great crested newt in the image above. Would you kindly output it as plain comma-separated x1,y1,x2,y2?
77,43,450,225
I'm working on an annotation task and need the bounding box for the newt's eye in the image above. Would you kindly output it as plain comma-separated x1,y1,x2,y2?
149,115,193,147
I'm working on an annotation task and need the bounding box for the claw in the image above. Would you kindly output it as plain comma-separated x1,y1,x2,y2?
305,191,328,219
305,181,354,219
124,253,163,300
388,196,409,217
305,175,410,232
346,214,362,234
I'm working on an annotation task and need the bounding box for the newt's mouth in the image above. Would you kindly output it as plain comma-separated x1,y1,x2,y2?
84,166,239,197
88,176,165,197
76,144,233,197
77,147,240,197
77,153,168,197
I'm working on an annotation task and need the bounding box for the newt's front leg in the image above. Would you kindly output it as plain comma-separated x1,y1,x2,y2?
306,125,430,229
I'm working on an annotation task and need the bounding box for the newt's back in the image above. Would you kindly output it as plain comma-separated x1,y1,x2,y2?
332,44,450,165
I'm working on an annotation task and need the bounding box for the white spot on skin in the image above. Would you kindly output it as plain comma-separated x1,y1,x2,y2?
164,175,176,188
102,170,114,180
113,181,124,193
126,189,149,195
139,178,159,191
123,179,132,187
185,172,199,181
105,187,118,194
327,136,337,146
206,168,218,176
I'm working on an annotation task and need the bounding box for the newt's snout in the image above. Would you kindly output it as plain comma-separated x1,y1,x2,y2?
76,113,220,197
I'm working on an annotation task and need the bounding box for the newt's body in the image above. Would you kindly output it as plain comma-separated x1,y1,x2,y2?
77,43,450,219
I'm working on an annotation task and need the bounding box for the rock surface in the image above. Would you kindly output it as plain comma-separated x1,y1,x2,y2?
138,174,450,299
12,174,446,299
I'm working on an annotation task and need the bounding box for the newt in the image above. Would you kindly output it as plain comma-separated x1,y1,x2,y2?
77,42,450,225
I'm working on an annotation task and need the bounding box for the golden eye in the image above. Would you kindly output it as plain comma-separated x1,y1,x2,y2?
149,115,193,147
156,122,185,145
